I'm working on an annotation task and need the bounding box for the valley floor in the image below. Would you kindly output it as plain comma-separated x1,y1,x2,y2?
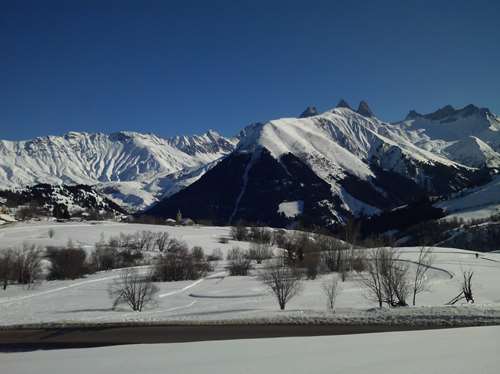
1,221,500,327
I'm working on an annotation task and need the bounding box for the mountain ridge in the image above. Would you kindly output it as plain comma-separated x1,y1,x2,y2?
1,102,499,227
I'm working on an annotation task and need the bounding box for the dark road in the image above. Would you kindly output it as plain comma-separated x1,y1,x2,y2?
0,323,463,351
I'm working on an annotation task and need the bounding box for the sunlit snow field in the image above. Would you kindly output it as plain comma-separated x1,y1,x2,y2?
1,221,500,326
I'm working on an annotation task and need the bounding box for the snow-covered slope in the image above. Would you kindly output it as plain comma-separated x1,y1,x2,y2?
237,107,467,182
148,102,488,226
436,174,500,220
393,104,500,167
0,131,237,210
443,136,500,169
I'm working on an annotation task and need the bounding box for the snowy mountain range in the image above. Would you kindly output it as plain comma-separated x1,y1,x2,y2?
146,101,500,228
1,101,499,228
0,130,237,210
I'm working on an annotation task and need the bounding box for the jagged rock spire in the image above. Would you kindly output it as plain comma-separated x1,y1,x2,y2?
357,100,374,117
299,106,318,118
336,99,352,109
405,110,422,120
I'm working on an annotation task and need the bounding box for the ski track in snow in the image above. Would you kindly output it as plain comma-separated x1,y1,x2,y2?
158,272,226,298
0,275,121,306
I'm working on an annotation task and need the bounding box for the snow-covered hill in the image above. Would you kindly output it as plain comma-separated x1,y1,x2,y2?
148,101,495,226
0,131,237,210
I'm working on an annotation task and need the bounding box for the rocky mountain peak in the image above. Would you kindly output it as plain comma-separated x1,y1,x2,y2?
299,106,319,118
356,100,374,117
336,99,352,110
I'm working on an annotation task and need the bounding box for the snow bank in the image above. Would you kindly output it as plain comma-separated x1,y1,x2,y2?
2,326,499,374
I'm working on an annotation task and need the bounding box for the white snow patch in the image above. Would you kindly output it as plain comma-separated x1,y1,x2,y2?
278,200,304,218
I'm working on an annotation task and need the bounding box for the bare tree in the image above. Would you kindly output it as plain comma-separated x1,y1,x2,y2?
109,269,158,311
0,249,14,290
338,249,349,282
344,218,360,272
319,236,347,273
387,259,410,307
360,247,410,308
259,260,303,310
412,246,434,306
322,274,340,312
360,248,385,308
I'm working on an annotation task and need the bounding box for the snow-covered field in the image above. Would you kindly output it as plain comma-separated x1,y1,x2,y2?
0,221,244,255
3,326,499,374
1,222,500,326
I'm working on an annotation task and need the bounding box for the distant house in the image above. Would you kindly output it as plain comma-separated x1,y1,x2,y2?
165,218,176,226
180,218,195,226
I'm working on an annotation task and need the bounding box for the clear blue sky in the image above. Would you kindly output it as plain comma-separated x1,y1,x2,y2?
1,0,499,140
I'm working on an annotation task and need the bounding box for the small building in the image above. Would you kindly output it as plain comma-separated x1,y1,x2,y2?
180,218,195,226
165,218,177,226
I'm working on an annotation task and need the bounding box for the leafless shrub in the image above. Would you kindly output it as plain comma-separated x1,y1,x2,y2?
273,229,288,249
248,242,273,264
135,230,156,251
462,270,474,303
164,239,188,254
322,274,341,312
46,242,89,280
153,245,210,282
109,269,158,311
302,248,321,279
218,236,229,244
90,234,143,271
89,245,119,271
155,232,170,252
412,246,434,306
226,247,252,276
15,205,47,220
249,227,273,244
12,244,44,288
192,246,205,261
259,260,303,310
446,270,475,305
231,224,249,241
207,248,223,261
